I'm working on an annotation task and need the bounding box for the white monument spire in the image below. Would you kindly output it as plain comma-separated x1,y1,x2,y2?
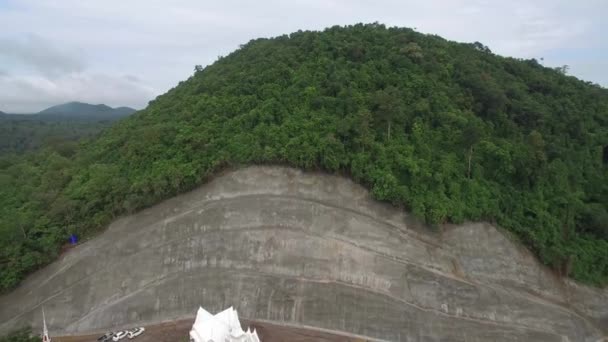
42,307,51,342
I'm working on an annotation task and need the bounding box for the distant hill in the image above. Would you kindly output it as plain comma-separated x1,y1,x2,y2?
0,102,136,155
36,102,136,120
0,116,114,156
111,106,138,117
0,23,607,293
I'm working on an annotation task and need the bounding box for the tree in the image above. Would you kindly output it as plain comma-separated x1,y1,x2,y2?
463,120,483,178
372,86,403,140
554,65,569,75
472,41,492,53
401,42,423,60
354,109,374,151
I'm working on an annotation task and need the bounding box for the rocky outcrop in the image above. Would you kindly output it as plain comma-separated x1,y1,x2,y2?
1,166,606,341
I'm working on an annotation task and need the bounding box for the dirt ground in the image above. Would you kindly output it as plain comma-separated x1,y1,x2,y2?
52,319,370,342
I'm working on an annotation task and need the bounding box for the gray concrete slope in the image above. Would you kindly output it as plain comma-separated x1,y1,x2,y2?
1,166,606,341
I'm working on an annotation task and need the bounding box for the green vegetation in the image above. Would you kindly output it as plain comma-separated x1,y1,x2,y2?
0,23,606,291
0,101,135,156
0,115,114,156
0,328,40,342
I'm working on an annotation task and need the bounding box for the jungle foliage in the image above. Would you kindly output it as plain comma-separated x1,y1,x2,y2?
0,115,113,156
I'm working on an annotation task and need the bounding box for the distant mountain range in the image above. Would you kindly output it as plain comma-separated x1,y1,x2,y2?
1,102,137,121
0,102,137,155
36,102,137,120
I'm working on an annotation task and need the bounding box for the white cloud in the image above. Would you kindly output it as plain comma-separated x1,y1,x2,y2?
0,0,606,112
0,33,85,78
0,73,155,113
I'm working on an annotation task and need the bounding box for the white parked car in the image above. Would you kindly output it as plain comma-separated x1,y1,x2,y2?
128,327,145,339
97,332,115,342
112,331,128,341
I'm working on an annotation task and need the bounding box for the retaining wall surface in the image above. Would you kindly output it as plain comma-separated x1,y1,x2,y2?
1,166,607,341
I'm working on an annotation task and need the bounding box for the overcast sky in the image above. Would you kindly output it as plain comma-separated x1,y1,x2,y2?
0,0,606,113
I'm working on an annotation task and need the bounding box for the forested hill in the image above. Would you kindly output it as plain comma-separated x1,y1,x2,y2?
0,23,606,292
0,116,114,156
0,103,136,156
36,102,136,120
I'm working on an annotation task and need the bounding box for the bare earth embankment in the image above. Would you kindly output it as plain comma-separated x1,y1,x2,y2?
54,319,369,342
1,167,607,341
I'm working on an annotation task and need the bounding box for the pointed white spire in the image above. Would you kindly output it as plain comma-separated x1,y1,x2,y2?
42,307,51,342
190,306,261,341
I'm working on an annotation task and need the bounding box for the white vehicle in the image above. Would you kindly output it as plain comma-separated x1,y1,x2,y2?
112,331,127,341
97,332,115,342
128,327,145,339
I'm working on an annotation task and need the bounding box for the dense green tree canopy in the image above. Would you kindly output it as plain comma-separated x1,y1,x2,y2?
0,115,112,156
1,23,606,291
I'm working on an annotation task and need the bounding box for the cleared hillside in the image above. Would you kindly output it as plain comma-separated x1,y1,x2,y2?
0,24,607,293
53,319,369,342
1,167,606,341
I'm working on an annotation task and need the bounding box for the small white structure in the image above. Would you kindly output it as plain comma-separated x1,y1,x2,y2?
42,308,51,342
189,306,260,342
